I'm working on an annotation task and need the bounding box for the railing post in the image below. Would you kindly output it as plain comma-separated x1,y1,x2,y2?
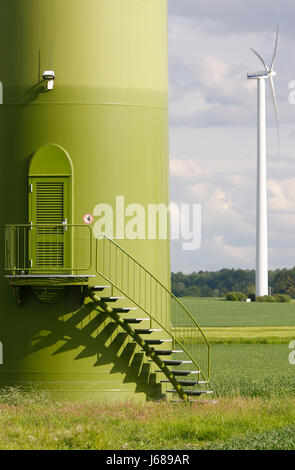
4,223,93,277
92,234,210,380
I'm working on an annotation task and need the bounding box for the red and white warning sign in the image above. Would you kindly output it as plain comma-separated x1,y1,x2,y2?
83,214,94,224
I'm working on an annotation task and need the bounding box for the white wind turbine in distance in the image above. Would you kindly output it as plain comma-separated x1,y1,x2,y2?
247,28,280,297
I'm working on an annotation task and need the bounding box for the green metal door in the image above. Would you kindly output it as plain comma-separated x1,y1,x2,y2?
29,177,70,272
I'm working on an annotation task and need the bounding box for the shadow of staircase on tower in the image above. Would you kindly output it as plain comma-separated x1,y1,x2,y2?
21,301,162,400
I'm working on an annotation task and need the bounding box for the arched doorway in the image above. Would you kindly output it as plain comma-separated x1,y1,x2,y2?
28,144,73,272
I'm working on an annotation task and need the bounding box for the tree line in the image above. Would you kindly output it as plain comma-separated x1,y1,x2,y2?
171,267,295,298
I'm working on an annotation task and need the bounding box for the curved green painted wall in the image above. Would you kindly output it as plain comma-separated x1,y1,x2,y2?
0,0,169,401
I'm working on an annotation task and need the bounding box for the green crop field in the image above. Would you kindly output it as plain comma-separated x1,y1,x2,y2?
179,297,295,327
1,297,294,450
211,343,295,397
202,326,295,344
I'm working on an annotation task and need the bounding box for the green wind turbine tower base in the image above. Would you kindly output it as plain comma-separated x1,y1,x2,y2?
0,0,211,402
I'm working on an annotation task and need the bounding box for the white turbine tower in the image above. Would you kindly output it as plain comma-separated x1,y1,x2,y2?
247,28,279,297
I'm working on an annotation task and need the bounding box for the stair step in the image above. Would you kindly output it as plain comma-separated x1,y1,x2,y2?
159,360,192,366
124,318,149,324
168,390,214,396
145,339,172,345
113,307,137,313
89,286,110,292
100,297,124,303
134,329,162,335
146,350,183,356
168,370,200,376
161,380,207,385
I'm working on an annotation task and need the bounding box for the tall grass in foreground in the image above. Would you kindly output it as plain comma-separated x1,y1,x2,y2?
0,388,294,450
0,342,294,450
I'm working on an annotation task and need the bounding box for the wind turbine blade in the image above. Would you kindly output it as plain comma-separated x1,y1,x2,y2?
250,48,269,71
269,76,280,155
270,26,279,71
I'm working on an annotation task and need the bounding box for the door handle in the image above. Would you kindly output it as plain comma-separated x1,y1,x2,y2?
62,218,68,232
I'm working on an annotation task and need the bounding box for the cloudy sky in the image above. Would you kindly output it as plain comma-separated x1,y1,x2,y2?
168,0,295,273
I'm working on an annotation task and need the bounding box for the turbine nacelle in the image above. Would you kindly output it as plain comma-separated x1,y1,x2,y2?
247,70,276,80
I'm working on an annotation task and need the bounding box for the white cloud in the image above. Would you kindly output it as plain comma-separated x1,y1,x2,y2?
168,6,295,272
210,235,254,264
168,1,295,36
211,189,232,212
190,182,212,202
201,56,229,85
268,178,295,213
170,89,212,119
170,158,211,180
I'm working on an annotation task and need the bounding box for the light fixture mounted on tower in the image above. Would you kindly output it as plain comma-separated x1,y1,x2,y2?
42,70,55,90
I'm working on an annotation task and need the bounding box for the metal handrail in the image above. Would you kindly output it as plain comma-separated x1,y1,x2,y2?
4,224,93,273
96,236,210,381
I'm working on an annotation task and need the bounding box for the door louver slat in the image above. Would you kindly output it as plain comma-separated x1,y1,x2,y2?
36,183,64,225
35,182,65,268
36,242,64,268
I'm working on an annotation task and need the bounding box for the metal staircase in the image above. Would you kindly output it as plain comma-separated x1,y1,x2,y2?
89,287,213,402
91,236,213,402
4,224,213,401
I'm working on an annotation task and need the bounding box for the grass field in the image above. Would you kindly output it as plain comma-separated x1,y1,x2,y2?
211,343,295,397
180,297,295,327
0,342,294,450
203,326,295,343
0,389,294,450
0,297,294,450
